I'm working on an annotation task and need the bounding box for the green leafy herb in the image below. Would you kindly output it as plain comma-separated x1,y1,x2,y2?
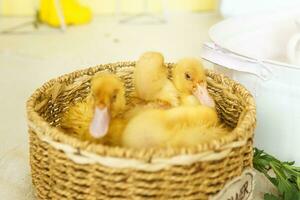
253,148,300,200
264,193,281,200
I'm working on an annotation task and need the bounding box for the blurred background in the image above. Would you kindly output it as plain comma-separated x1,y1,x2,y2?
1,0,217,15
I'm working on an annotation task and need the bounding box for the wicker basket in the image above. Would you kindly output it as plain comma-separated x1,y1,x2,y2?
26,62,256,200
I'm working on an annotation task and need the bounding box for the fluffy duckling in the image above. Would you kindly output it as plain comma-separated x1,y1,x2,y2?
61,72,126,145
173,58,215,107
172,58,218,126
133,52,179,107
121,57,225,149
122,105,220,148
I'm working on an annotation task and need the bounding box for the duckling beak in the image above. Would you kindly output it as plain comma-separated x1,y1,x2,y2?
193,83,215,108
89,107,110,138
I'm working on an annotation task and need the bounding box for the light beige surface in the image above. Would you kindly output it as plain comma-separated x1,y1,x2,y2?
0,13,273,199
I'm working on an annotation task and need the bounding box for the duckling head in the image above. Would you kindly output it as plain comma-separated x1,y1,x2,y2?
89,72,126,138
172,58,215,107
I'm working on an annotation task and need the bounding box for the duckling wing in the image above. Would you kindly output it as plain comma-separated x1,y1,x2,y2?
106,118,127,146
181,95,201,106
154,80,179,107
169,125,228,147
122,110,171,148
163,105,219,129
60,101,93,140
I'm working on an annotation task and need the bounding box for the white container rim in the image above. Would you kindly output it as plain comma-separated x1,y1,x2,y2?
208,10,300,71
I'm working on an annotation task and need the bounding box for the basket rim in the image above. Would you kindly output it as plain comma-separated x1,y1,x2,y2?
26,61,256,161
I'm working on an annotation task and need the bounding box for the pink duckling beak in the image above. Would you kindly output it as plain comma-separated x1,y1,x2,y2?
89,106,110,138
193,83,215,108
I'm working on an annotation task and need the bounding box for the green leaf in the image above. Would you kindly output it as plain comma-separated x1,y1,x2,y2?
268,177,279,187
284,186,300,200
297,176,300,190
283,161,295,166
254,148,300,200
264,193,282,200
278,179,291,195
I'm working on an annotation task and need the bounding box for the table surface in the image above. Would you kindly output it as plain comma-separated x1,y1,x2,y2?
0,13,275,199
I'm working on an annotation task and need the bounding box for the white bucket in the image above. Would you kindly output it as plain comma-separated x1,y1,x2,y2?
202,10,300,164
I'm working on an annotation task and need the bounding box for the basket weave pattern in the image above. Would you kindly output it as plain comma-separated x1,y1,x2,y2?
27,62,256,200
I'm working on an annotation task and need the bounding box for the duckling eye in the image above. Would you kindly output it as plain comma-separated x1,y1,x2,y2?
112,94,117,101
112,90,120,101
185,73,192,80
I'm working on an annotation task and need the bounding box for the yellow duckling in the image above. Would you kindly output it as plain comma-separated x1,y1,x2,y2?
172,57,218,125
61,72,126,145
133,51,179,107
122,57,225,149
124,51,180,120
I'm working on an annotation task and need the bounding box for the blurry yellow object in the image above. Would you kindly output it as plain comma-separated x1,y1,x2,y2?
2,0,216,16
39,0,92,27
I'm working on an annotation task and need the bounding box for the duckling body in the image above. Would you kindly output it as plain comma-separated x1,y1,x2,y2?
122,105,220,148
121,51,179,127
134,52,179,107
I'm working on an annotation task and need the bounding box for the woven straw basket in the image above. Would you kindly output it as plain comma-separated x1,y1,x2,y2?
26,62,256,200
